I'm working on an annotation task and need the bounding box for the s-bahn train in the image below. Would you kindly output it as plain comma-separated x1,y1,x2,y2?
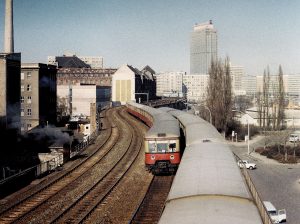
126,102,181,174
157,107,267,224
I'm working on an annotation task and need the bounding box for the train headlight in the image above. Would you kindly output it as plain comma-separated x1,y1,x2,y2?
151,155,155,160
170,155,174,160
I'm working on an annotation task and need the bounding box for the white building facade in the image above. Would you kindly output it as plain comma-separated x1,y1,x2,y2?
242,75,257,96
239,108,300,128
48,52,104,68
112,64,156,105
57,84,97,118
156,71,185,97
112,64,136,105
183,74,209,103
77,56,103,68
230,64,245,96
284,74,300,97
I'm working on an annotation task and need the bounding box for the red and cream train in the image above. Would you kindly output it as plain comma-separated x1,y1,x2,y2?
126,101,181,174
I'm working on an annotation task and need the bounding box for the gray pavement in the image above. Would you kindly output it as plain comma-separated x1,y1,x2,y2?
228,135,300,224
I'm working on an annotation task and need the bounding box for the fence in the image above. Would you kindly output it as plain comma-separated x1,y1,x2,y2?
0,153,63,186
70,129,99,158
234,153,273,224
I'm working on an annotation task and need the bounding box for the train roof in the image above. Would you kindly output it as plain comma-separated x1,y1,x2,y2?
157,107,263,223
185,123,224,145
166,109,224,145
159,142,262,224
168,143,251,200
145,119,179,138
127,102,180,138
145,112,180,138
159,196,262,224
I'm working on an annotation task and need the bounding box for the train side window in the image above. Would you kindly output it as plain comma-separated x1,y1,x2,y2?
148,142,156,153
157,143,168,153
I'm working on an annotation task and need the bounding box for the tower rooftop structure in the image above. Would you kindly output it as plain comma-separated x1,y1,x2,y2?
193,20,215,31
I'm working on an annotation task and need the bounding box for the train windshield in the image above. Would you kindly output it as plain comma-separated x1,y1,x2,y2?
157,143,168,152
148,140,177,153
148,142,156,153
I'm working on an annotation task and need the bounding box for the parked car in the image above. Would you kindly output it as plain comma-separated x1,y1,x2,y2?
263,201,286,223
237,160,256,170
289,133,299,142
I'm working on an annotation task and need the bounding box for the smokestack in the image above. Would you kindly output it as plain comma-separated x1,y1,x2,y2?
4,0,14,53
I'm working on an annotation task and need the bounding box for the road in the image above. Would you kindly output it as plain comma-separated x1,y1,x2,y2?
229,136,300,224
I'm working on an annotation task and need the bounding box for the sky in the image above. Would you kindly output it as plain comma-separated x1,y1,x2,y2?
0,0,300,75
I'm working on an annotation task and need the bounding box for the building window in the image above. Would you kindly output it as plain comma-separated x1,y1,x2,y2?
21,73,24,80
27,84,31,91
21,96,24,103
27,72,32,78
21,85,24,92
21,108,24,116
27,108,31,116
27,96,32,104
27,123,32,130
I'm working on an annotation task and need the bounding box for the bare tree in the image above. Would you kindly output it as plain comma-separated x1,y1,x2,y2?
277,65,285,130
223,57,233,133
262,68,271,129
256,91,263,127
207,57,233,132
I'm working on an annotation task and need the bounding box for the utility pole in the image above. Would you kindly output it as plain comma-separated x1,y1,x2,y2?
247,119,250,154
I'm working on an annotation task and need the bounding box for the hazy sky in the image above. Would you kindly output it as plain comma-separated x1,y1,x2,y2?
0,0,299,75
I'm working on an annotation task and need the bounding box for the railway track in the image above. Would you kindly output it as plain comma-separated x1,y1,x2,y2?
129,175,174,224
0,108,119,223
83,107,152,224
0,108,111,214
49,107,143,223
0,106,152,224
15,107,129,224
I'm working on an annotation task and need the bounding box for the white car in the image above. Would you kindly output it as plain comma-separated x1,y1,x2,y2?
237,160,256,170
263,201,286,223
289,134,299,142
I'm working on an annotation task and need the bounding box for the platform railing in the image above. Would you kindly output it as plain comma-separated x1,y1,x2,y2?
234,153,273,224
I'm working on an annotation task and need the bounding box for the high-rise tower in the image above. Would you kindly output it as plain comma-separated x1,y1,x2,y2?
190,20,217,74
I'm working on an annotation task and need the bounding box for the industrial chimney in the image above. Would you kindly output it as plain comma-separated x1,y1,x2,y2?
4,0,14,53
0,0,20,130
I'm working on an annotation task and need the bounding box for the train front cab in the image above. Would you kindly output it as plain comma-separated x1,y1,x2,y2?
145,136,180,175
